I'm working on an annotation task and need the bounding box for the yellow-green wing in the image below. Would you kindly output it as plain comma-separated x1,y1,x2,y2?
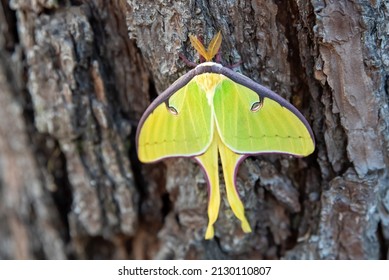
137,79,213,162
213,77,315,156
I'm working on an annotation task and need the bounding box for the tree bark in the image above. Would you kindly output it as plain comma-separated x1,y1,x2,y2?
0,0,388,259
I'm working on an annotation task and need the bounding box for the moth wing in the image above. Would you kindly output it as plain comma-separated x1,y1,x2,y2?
137,79,213,162
213,77,315,156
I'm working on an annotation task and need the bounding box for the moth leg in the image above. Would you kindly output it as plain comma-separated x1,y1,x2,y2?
178,53,198,68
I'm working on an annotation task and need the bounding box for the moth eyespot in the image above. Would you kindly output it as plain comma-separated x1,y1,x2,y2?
168,106,178,115
250,100,263,112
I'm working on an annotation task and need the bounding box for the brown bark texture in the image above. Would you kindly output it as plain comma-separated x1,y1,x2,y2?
0,0,388,260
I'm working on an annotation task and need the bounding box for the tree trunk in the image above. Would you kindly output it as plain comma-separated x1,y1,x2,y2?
0,0,388,260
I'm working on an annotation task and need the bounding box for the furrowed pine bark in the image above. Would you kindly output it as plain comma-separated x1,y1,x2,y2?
0,0,388,259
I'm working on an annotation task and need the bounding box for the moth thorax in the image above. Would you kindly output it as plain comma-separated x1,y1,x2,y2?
195,73,224,97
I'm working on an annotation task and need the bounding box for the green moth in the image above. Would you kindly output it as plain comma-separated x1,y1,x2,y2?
136,32,315,239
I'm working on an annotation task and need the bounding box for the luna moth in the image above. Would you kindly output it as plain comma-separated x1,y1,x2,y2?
136,32,315,239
